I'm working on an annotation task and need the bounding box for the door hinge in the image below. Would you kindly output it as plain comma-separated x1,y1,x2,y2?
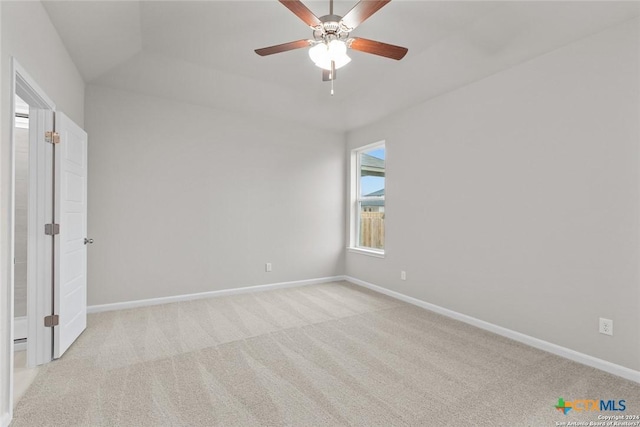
44,223,60,235
44,315,59,327
45,131,60,144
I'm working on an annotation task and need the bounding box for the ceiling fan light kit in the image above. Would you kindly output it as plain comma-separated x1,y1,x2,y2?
255,0,408,93
309,40,351,70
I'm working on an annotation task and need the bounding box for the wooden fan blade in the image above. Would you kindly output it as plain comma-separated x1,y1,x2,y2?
279,0,321,28
322,68,337,81
341,0,390,30
255,39,311,56
349,37,408,60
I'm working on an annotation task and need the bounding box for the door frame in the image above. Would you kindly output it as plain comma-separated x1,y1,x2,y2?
2,58,56,421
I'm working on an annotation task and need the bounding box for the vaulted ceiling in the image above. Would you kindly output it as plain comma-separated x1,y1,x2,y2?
42,1,640,132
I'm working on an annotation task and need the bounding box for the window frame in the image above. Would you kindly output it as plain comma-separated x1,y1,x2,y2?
349,141,385,257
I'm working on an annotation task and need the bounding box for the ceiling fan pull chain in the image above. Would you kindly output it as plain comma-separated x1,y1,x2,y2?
331,60,335,95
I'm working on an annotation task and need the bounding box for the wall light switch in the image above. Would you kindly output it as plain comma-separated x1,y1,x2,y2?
265,263,272,272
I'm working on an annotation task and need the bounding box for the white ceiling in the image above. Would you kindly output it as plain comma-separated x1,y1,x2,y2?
42,1,640,132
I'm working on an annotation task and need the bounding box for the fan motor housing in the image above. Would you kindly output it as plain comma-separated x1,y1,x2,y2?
313,14,350,41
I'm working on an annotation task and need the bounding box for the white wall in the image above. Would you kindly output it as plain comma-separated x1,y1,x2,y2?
0,3,5,427
0,2,84,126
0,2,84,423
85,85,345,305
346,18,640,371
0,5,5,426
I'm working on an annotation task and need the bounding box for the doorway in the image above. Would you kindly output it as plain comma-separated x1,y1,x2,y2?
8,62,57,415
6,59,89,415
12,60,56,371
11,94,39,406
4,59,89,422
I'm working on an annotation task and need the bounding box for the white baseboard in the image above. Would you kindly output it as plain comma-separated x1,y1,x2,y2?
344,275,640,384
87,276,345,314
13,316,27,341
1,412,11,427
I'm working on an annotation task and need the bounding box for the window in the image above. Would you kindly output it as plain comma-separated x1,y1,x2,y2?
351,142,385,254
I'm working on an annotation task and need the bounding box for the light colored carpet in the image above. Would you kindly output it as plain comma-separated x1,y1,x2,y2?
11,281,640,426
13,350,39,408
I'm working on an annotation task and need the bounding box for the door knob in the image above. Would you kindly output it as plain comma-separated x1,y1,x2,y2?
84,238,94,245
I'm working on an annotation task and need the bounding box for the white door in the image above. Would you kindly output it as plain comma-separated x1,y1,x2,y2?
53,112,88,358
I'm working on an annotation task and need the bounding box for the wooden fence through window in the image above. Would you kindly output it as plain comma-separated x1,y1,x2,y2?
360,212,385,249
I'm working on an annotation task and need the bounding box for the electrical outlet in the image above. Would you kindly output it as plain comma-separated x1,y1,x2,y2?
599,318,613,336
265,263,272,272
400,271,406,280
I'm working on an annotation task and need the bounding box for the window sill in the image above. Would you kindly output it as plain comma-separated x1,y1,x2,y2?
347,247,385,258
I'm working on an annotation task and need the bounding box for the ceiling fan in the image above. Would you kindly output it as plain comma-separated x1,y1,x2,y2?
255,0,408,91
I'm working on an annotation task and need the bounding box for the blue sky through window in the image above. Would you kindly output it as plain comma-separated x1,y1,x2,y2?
361,147,385,196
